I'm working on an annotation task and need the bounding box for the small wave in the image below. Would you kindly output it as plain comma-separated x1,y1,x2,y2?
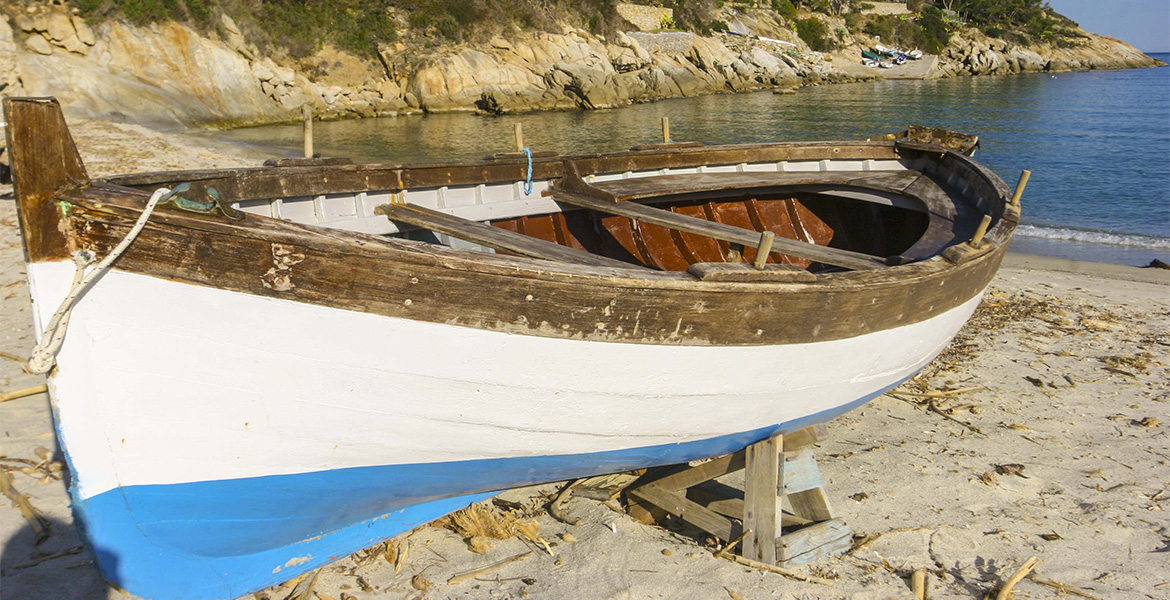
1016,225,1170,249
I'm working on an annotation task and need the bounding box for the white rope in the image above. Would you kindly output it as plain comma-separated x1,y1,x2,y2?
27,187,172,374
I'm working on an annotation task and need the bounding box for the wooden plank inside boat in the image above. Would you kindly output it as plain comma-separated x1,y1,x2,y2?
377,203,637,269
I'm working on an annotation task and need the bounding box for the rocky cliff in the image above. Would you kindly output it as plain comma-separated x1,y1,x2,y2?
936,31,1158,77
0,4,1163,130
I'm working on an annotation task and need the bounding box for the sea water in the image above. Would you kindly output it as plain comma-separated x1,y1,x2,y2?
212,55,1170,266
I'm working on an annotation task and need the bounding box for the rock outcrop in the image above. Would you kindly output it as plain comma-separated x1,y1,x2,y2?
408,28,840,114
936,30,1159,77
15,17,274,129
16,11,98,56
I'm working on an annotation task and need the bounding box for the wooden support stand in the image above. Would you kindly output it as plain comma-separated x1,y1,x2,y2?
625,425,852,567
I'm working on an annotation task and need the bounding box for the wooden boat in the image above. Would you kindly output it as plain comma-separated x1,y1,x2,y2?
872,125,980,157
4,98,1021,600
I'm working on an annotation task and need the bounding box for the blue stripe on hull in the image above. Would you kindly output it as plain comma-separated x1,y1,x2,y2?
71,383,901,599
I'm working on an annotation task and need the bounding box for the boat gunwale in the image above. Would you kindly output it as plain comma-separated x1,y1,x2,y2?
83,140,1017,291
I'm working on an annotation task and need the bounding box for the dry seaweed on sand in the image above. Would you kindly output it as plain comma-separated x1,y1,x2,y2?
436,502,545,554
0,468,50,544
1100,352,1156,376
548,478,584,526
0,452,64,482
0,350,34,375
11,545,83,569
0,384,48,403
910,291,1136,389
447,551,532,585
911,293,1066,387
887,387,985,434
347,540,396,567
993,555,1039,600
847,526,932,555
1029,577,1102,600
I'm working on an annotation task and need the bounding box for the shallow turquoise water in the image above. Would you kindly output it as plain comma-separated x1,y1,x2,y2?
213,56,1170,266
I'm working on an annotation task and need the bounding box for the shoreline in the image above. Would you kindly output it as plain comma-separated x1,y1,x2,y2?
202,54,1169,133
1007,235,1170,272
205,48,1169,129
1002,252,1169,284
109,50,1170,132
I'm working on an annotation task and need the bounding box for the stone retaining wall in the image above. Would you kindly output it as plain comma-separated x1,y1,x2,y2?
615,3,675,32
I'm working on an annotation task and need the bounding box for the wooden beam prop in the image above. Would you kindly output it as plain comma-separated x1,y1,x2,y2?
686,482,813,527
743,435,782,564
377,203,636,269
630,482,742,542
624,424,851,568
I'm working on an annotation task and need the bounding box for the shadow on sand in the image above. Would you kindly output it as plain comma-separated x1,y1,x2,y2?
0,515,118,600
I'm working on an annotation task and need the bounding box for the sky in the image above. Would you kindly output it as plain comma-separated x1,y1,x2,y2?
1048,0,1170,53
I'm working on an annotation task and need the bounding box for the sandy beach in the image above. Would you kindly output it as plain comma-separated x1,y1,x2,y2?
1,123,1167,600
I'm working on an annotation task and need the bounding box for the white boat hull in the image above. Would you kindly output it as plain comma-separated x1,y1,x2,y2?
28,259,982,598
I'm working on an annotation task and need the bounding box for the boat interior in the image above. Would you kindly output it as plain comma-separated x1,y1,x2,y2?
103,137,1008,276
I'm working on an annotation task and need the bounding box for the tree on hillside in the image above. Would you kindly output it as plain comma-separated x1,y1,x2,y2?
947,0,1047,28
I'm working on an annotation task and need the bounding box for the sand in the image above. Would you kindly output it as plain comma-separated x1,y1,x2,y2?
1,123,1167,600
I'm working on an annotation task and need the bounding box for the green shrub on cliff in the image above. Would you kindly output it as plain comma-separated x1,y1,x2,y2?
842,12,861,32
66,0,732,60
771,0,797,20
121,0,184,24
915,7,950,53
258,0,397,57
861,16,893,41
74,0,397,57
660,0,721,35
794,17,835,51
409,0,484,40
